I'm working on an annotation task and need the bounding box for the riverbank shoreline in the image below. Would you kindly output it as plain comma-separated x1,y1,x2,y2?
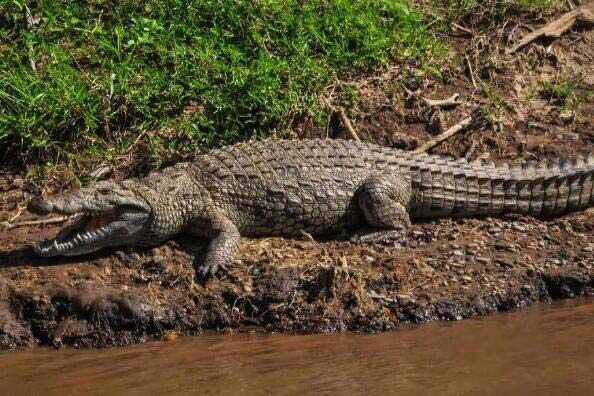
1,2,593,351
1,209,592,350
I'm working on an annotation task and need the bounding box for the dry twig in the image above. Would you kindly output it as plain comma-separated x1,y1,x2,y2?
1,216,70,231
322,98,360,141
452,22,474,36
413,116,474,154
422,93,462,109
404,88,463,110
465,55,478,90
336,108,361,141
125,130,150,154
507,1,594,54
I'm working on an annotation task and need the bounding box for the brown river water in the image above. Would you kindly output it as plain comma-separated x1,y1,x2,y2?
0,299,592,395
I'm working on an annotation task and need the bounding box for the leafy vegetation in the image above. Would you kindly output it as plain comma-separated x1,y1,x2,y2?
0,0,438,167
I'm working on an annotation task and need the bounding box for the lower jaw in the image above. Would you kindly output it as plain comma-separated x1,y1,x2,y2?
35,228,107,257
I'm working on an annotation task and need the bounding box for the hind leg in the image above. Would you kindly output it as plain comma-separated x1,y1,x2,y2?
351,174,412,244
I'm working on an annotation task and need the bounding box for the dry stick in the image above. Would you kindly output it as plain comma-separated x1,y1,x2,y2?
1,216,70,231
403,88,462,110
451,22,474,36
465,55,478,90
422,93,462,109
125,129,149,154
507,1,594,54
322,98,360,141
337,108,360,141
413,116,473,154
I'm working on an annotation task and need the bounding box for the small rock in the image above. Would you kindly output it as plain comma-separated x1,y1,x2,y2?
495,258,513,268
364,255,375,263
561,132,579,141
559,111,575,124
397,294,412,304
161,330,178,342
152,255,165,265
488,226,502,234
476,257,490,264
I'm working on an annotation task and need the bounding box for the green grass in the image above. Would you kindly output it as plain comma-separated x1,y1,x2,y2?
0,0,438,168
539,77,593,111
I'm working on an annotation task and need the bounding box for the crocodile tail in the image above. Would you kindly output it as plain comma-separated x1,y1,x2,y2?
407,154,594,219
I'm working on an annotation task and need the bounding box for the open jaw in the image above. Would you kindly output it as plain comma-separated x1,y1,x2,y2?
28,195,151,257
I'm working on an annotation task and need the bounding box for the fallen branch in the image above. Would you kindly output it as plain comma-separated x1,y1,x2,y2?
507,1,594,54
1,216,70,231
413,116,473,154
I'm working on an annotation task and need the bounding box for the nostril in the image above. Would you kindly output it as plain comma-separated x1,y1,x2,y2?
28,197,53,215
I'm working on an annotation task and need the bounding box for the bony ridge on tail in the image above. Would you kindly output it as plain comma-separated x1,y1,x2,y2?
28,139,594,277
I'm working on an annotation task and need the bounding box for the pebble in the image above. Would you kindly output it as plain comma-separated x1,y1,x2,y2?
512,224,527,232
559,111,575,124
397,294,413,304
561,132,579,141
495,258,514,268
476,257,490,264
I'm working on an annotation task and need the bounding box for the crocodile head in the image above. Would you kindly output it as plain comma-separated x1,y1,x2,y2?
28,180,152,257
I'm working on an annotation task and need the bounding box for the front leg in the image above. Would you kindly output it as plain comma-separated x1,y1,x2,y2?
192,209,241,278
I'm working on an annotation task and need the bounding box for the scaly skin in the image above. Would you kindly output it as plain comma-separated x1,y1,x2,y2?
28,139,594,276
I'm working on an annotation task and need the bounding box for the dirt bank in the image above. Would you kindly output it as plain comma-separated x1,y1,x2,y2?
1,5,593,350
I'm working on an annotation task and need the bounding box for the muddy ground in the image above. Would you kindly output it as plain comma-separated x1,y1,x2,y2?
1,6,593,350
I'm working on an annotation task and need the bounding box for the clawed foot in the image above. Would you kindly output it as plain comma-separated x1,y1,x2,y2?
350,228,409,246
195,260,227,280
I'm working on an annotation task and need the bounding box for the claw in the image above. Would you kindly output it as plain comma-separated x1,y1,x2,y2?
351,229,409,246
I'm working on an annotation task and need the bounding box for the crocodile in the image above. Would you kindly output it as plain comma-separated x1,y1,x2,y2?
28,139,594,276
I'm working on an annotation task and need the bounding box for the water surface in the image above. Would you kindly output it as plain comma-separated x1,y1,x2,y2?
1,300,592,395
